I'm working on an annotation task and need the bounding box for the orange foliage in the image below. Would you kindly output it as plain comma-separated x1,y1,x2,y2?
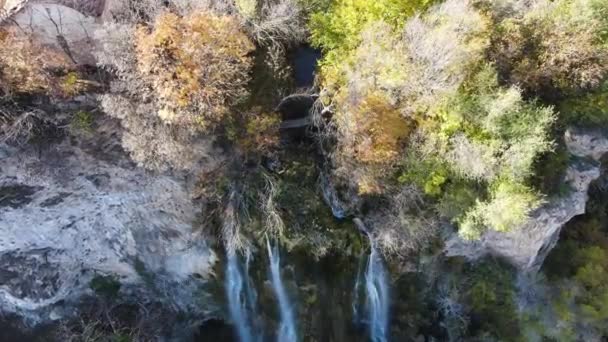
135,11,255,128
348,92,413,164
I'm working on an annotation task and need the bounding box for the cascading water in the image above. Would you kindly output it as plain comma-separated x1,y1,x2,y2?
365,241,390,342
352,219,390,342
352,252,366,323
226,250,259,342
223,189,260,342
266,238,298,342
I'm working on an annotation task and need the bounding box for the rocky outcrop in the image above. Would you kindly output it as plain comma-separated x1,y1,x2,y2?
277,94,317,130
0,119,216,324
9,2,99,65
445,128,608,271
1,0,104,24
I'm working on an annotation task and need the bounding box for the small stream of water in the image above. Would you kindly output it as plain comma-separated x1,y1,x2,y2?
353,235,390,342
266,238,298,342
226,251,258,342
365,242,390,342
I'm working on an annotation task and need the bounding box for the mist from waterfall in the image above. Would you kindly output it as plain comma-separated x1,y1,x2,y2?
226,251,259,342
266,238,298,342
353,233,390,342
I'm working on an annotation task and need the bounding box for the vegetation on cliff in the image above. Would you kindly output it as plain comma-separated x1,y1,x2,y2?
310,0,608,246
1,0,608,340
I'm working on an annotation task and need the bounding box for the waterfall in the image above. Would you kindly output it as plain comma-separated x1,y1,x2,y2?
320,174,348,219
223,188,260,342
266,238,297,342
352,252,366,323
365,242,390,342
352,220,390,342
226,250,258,342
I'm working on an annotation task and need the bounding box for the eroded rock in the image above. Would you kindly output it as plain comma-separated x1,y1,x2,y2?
9,3,99,64
0,122,217,324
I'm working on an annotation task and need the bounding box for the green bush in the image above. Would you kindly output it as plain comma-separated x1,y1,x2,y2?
428,66,554,238
71,110,95,132
309,0,434,57
559,80,608,127
309,0,435,84
463,260,522,341
459,181,544,239
90,275,121,299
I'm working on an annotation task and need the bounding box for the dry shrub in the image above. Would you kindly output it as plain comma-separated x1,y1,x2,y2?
0,106,49,145
250,0,306,48
222,188,252,256
366,185,438,259
135,11,254,128
95,9,254,171
238,110,281,154
99,93,220,171
0,28,73,96
348,91,412,164
489,0,608,97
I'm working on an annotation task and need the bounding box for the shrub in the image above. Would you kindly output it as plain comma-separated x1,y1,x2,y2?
99,94,217,171
90,275,121,299
71,110,95,133
96,9,255,170
488,0,608,99
0,28,73,96
236,109,281,155
309,0,436,78
337,90,412,164
249,0,306,48
60,71,86,96
439,66,556,183
559,80,608,126
437,178,485,221
424,66,554,238
366,185,439,258
464,260,521,340
459,181,543,239
538,176,608,338
135,11,254,128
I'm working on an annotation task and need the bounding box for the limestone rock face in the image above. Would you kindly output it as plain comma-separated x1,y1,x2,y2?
1,1,100,65
445,128,608,271
0,122,216,324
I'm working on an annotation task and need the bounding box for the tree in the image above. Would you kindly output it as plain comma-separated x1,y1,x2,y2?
321,0,490,195
309,0,436,81
432,66,554,238
488,0,608,99
314,0,557,244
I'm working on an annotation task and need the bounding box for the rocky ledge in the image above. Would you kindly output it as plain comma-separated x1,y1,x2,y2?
445,128,608,271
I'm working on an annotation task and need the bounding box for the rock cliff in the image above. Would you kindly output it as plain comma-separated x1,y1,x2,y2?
0,119,216,324
445,128,608,271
